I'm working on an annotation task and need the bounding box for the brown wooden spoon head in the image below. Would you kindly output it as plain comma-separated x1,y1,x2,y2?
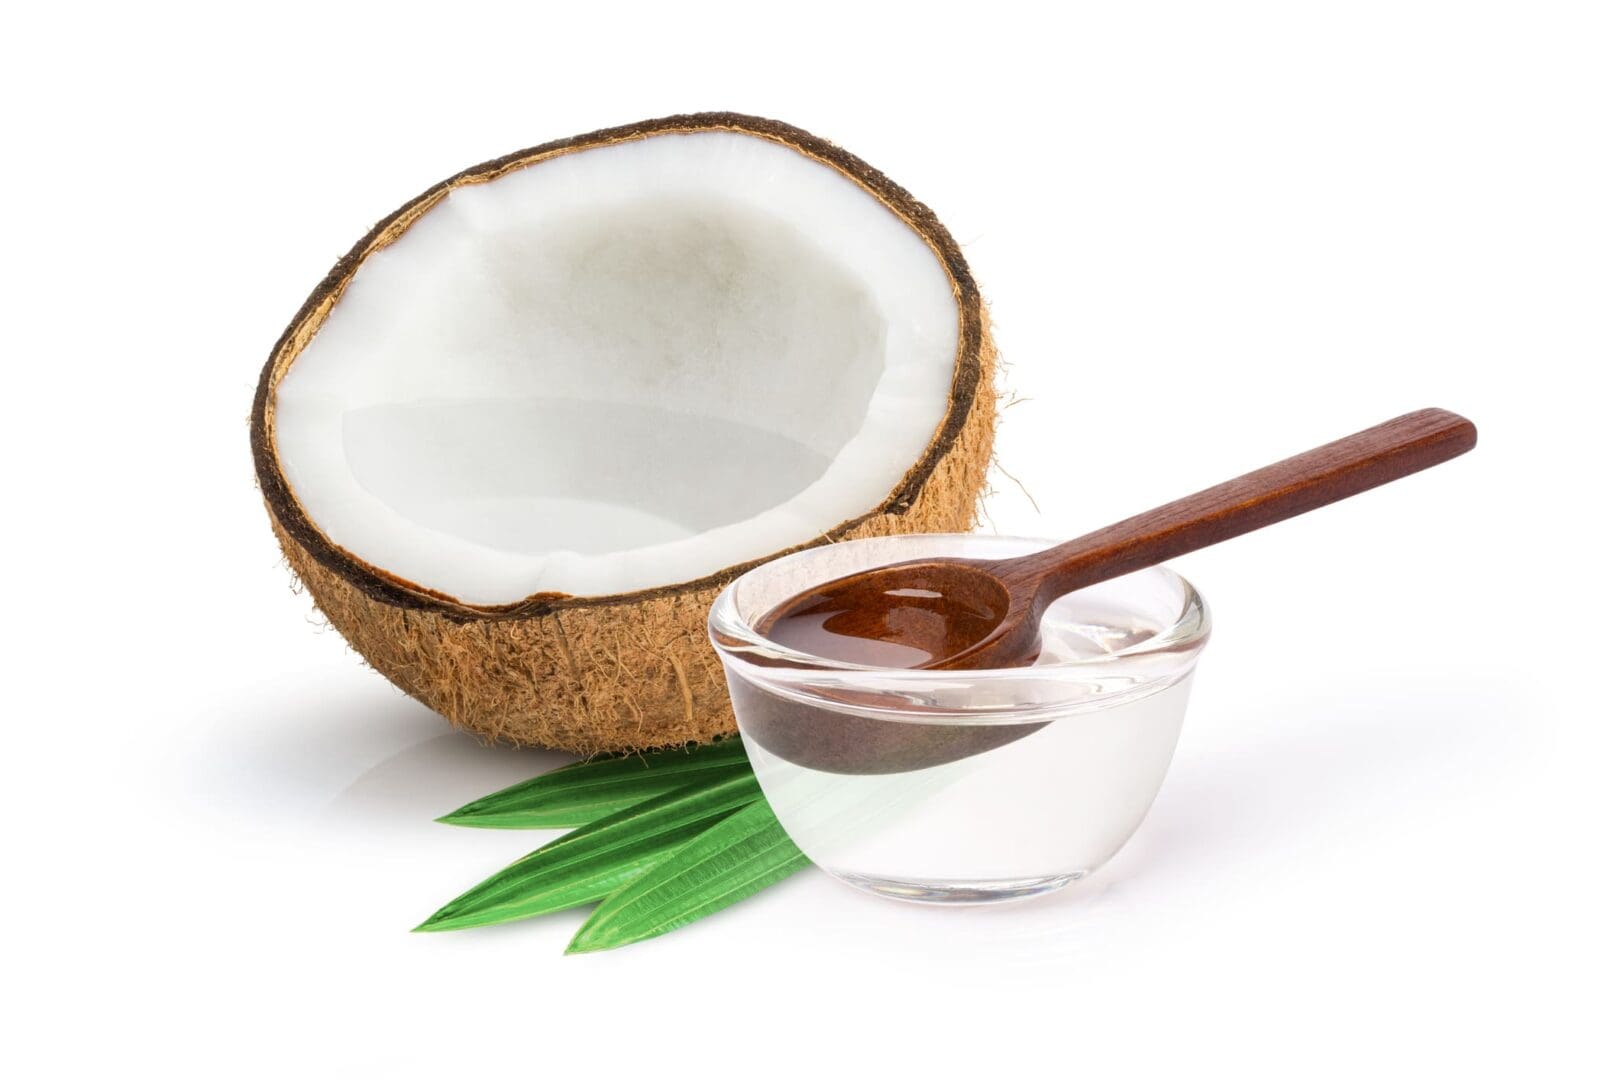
753,558,1040,670
745,558,1045,775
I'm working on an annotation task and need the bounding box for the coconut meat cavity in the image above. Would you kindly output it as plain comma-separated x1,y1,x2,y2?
273,131,960,605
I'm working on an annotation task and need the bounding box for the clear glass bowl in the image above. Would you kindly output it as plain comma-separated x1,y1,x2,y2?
708,534,1211,903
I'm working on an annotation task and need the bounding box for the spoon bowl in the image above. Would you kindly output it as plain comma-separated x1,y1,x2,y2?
755,559,1028,669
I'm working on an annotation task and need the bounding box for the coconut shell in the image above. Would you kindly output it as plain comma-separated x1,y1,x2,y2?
252,112,998,753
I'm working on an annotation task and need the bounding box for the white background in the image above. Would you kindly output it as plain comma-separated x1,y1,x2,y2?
5,2,1616,1075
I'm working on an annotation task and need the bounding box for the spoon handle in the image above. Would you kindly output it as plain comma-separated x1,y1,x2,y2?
1008,408,1477,602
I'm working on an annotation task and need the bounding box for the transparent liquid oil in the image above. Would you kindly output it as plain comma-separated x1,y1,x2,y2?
735,595,1195,899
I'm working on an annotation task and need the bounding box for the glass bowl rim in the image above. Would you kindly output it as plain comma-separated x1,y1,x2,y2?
707,533,1211,682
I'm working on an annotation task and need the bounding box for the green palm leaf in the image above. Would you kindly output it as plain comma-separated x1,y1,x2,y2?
416,771,763,932
566,799,810,953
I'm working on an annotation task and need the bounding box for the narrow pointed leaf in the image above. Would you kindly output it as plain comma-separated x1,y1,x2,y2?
566,799,810,954
438,737,750,829
416,771,763,932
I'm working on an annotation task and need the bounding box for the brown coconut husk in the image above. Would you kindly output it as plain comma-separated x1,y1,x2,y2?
251,112,998,754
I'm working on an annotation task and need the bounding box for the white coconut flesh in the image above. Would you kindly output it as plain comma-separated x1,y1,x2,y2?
273,131,962,606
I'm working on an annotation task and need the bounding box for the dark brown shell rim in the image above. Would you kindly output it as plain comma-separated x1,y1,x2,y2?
250,111,984,621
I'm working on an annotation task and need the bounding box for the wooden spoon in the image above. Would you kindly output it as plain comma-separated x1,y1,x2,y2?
760,408,1477,672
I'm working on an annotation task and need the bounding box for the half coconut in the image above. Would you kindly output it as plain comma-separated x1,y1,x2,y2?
252,113,996,752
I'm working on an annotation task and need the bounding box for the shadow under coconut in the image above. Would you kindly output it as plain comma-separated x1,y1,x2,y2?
325,733,574,827
178,676,574,830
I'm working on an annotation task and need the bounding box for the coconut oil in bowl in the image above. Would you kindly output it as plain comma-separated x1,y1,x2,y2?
708,534,1210,903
